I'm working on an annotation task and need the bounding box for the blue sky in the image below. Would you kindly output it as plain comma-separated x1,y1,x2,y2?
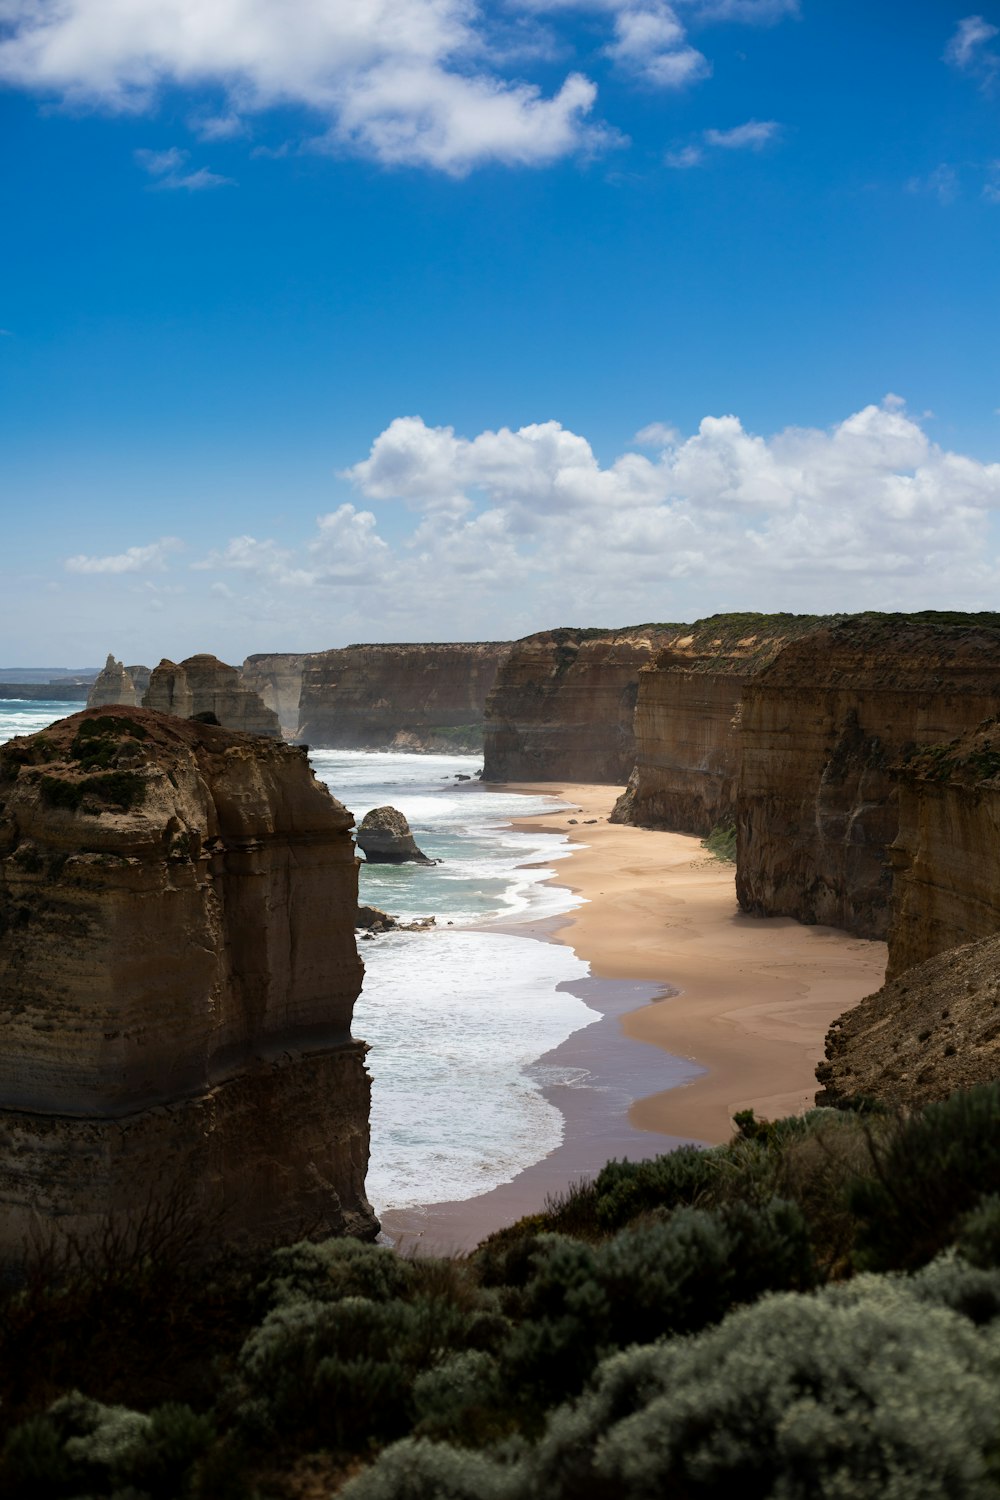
2,0,999,665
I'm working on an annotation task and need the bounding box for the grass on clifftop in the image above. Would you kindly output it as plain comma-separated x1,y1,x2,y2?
7,1087,1000,1498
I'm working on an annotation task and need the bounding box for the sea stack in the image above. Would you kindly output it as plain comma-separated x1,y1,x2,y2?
144,654,281,738
86,654,138,709
357,805,434,864
0,706,376,1253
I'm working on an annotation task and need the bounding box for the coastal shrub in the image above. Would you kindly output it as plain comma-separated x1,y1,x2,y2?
258,1236,417,1310
342,1438,519,1500
850,1082,1000,1269
39,771,145,814
498,1200,816,1408
958,1195,1000,1270
702,819,737,862
1,1415,72,1497
522,1277,1000,1500
410,1350,504,1441
591,1145,720,1229
910,1253,1000,1327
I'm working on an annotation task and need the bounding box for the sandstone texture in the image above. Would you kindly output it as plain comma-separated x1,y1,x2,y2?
241,653,309,738
0,706,376,1253
735,614,1000,940
356,805,433,864
483,626,683,784
886,719,1000,979
144,655,281,738
87,655,139,709
297,643,511,752
611,614,830,835
816,931,1000,1109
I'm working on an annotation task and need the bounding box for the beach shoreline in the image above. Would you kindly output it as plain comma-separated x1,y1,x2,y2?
377,782,887,1256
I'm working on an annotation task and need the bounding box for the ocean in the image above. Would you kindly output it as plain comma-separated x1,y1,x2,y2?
0,702,637,1216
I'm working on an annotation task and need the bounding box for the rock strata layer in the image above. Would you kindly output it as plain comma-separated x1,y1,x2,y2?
611,614,830,835
483,627,683,784
0,706,376,1253
87,655,139,709
816,932,1000,1109
886,719,1000,979
241,653,308,738
298,643,511,752
144,655,281,738
736,614,1000,939
357,805,434,864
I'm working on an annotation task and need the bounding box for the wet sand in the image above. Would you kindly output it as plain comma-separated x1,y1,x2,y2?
378,784,886,1256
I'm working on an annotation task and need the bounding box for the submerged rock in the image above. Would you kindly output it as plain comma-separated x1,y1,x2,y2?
356,805,435,864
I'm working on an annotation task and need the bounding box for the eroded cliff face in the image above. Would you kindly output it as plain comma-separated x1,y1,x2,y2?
87,655,138,709
483,627,682,784
144,655,281,738
297,643,512,752
816,931,1000,1109
611,615,829,834
241,653,308,738
736,615,1000,940
885,720,1000,979
0,707,376,1253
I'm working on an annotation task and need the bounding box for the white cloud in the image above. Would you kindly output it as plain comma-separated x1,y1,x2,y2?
134,145,233,189
983,161,1000,203
605,4,710,88
665,143,704,167
906,163,960,205
65,538,182,575
704,117,779,149
945,15,999,80
0,0,797,174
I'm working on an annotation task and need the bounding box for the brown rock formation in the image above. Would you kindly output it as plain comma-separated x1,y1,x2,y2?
241,653,308,738
885,719,1000,979
86,655,138,709
126,664,151,699
611,614,829,834
144,655,281,738
297,643,511,752
816,932,1000,1109
483,626,683,784
735,614,1000,940
357,805,433,864
0,706,376,1253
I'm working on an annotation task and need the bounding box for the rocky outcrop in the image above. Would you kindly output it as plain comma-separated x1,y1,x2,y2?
144,655,281,738
816,931,1000,1109
356,806,434,864
611,615,830,834
735,614,1000,940
126,664,151,699
241,654,308,738
885,719,1000,979
297,643,511,752
87,655,138,709
0,706,376,1253
483,626,684,784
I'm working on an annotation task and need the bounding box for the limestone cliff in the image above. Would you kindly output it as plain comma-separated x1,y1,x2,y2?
816,931,1000,1109
0,707,376,1252
482,626,683,784
736,613,1000,940
297,643,511,752
86,655,138,709
610,614,830,834
885,719,1000,978
241,653,308,738
144,655,281,738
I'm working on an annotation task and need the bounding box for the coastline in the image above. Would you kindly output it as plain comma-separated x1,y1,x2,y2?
378,782,887,1255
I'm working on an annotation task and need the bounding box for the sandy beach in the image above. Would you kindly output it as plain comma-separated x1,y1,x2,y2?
378,783,886,1255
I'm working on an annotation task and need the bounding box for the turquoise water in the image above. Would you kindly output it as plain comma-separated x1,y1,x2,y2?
0,704,602,1212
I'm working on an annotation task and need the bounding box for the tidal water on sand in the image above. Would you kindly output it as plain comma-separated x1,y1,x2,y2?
0,705,626,1216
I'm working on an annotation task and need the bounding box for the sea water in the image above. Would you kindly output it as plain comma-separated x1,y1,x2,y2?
0,705,601,1213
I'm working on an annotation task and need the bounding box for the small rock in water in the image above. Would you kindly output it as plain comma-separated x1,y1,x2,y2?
356,805,437,865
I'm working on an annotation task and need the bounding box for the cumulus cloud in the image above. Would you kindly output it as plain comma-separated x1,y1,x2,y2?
906,163,960,205
945,15,1000,83
195,402,1000,634
0,0,798,174
65,538,182,575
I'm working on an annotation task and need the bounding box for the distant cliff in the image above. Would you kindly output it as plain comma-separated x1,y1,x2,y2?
241,653,308,738
483,626,683,784
144,655,281,738
611,614,830,834
0,706,376,1252
297,643,512,752
736,614,1000,940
